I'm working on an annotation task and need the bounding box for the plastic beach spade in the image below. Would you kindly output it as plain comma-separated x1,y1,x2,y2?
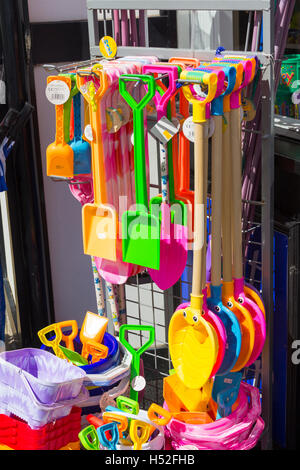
142,64,188,289
119,74,161,270
77,68,118,262
168,69,219,390
119,324,155,402
71,92,91,175
46,75,74,178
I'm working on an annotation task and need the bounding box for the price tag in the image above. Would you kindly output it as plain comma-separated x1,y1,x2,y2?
99,36,117,60
182,116,194,142
149,116,179,145
84,124,93,141
183,116,214,141
131,375,146,392
242,98,256,122
45,79,70,105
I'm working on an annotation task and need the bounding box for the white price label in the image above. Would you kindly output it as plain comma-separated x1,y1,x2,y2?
182,116,195,142
46,80,70,105
84,124,93,141
131,375,146,392
183,116,214,141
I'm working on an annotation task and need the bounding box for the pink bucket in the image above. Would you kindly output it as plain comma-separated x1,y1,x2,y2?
164,382,264,450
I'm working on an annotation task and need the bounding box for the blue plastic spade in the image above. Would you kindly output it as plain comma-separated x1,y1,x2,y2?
207,285,242,374
97,422,119,450
212,371,242,419
71,92,91,175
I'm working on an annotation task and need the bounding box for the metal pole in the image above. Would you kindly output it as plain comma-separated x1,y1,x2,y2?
261,2,275,450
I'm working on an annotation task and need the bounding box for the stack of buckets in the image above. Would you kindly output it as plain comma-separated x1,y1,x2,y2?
0,348,87,450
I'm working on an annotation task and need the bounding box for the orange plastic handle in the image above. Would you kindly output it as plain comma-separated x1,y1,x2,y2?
169,57,200,67
102,412,128,437
147,403,172,426
84,339,108,362
56,320,78,351
47,75,71,145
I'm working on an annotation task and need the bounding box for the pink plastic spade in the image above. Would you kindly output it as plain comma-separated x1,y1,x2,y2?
142,64,188,290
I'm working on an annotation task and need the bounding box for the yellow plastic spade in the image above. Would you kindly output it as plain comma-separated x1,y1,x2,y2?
168,69,219,391
129,420,151,450
37,324,66,360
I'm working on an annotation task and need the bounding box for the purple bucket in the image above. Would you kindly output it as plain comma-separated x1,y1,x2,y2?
0,348,88,428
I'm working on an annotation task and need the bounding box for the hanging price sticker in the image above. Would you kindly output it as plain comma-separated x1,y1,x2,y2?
99,36,117,60
149,116,179,145
45,79,70,105
182,116,195,142
131,375,146,392
183,116,214,141
241,98,256,122
84,124,93,141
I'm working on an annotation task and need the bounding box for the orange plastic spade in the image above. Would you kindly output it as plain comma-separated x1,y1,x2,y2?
77,68,118,261
79,311,108,359
46,75,74,178
84,339,108,362
56,320,78,351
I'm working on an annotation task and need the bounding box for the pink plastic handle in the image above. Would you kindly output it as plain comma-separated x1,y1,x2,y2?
142,64,178,120
230,59,253,109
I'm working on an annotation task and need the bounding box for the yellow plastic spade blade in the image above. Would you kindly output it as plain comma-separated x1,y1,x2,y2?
168,307,218,390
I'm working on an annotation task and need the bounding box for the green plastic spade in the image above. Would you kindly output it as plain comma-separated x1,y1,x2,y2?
119,74,160,270
78,425,100,450
119,324,155,402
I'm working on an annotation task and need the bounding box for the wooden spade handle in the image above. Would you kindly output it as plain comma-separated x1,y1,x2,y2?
230,107,243,279
210,115,223,286
201,126,209,291
222,111,233,283
192,121,206,297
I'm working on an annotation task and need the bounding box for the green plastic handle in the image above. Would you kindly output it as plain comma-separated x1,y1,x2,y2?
119,324,155,401
78,425,99,451
116,396,139,415
119,74,155,208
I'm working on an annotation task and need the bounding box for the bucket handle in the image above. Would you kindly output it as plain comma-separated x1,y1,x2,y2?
18,369,88,409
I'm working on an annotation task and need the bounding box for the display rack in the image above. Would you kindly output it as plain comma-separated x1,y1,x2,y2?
86,0,275,449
